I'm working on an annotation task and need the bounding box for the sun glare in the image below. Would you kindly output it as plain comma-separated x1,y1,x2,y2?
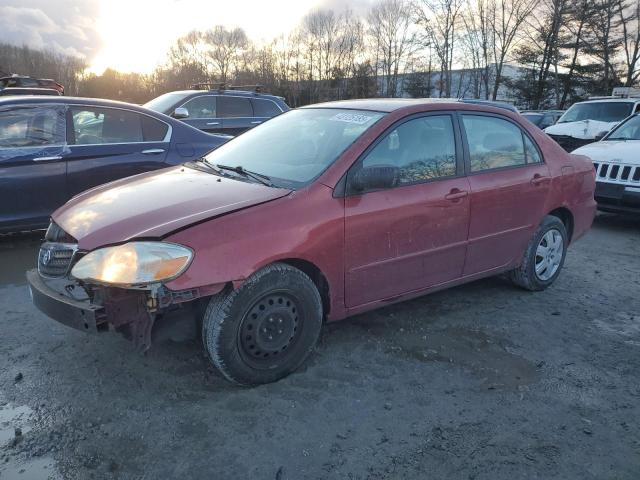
90,0,328,74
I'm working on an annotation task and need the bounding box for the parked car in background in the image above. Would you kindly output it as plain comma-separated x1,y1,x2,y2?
521,110,564,129
545,97,640,151
0,75,64,95
27,98,596,386
0,87,62,96
144,84,289,136
573,113,640,214
0,96,230,233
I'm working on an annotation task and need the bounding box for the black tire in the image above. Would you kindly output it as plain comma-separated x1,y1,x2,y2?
509,215,568,291
202,263,323,386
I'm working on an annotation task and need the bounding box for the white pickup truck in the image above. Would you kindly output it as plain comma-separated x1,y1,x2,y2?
545,97,640,152
573,113,640,214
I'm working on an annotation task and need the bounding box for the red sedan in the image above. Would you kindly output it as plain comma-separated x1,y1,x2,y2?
27,99,596,385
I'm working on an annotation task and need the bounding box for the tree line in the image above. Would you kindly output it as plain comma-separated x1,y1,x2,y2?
1,0,639,110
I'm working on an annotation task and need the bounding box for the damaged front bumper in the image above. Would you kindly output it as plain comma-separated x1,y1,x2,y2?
26,269,225,350
27,269,105,333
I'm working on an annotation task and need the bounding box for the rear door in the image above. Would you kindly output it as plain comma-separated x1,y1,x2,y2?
0,104,68,230
219,96,254,135
344,113,470,307
65,106,170,197
177,95,223,134
460,113,551,275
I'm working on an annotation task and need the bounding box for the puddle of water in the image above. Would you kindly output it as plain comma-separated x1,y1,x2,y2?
0,233,42,287
0,457,58,480
0,404,33,445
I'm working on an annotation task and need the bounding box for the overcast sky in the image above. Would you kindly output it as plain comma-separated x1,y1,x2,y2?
0,0,373,73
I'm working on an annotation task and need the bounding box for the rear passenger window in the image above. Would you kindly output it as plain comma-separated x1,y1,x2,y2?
252,99,281,117
70,107,166,144
219,96,253,118
524,135,541,163
462,115,526,172
362,115,457,184
141,115,169,141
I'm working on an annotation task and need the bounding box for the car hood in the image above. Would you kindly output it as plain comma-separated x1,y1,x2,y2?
544,119,618,139
53,166,291,250
573,140,640,164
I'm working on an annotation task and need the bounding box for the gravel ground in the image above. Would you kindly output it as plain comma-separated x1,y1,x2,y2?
1,213,639,480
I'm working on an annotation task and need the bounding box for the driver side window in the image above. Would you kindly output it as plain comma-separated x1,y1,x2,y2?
362,115,457,185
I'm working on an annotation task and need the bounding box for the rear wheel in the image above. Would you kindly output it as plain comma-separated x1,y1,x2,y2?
202,263,323,386
509,215,568,291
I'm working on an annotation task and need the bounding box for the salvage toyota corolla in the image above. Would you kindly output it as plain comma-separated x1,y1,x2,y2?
27,99,597,385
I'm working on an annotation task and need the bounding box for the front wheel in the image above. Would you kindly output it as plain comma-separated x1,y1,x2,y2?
509,215,568,291
202,263,323,386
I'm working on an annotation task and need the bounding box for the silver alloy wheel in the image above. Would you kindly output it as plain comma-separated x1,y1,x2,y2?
535,228,564,281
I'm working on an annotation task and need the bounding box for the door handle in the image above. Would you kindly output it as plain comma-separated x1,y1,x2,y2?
141,149,165,155
251,121,262,124
33,156,62,162
206,121,220,126
444,189,468,201
531,174,550,185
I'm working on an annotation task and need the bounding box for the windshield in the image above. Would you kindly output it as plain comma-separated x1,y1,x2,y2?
522,113,543,126
558,102,633,123
143,92,189,114
198,108,384,189
606,114,640,140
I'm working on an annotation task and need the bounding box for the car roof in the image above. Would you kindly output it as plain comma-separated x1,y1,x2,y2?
162,89,284,100
575,98,640,104
300,98,518,113
0,95,158,112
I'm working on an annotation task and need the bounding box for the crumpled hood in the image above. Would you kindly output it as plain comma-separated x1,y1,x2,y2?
53,166,291,250
544,119,618,139
573,140,640,164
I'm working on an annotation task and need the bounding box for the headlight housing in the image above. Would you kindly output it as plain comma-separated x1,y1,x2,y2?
70,242,193,287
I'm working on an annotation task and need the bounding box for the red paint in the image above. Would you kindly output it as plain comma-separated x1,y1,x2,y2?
53,100,596,323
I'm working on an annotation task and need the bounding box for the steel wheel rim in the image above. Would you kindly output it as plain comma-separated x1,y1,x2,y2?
238,291,302,369
535,228,564,281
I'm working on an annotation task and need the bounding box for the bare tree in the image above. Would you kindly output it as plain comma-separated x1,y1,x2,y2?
461,0,494,99
489,0,537,100
204,26,249,84
367,0,416,97
414,0,465,97
619,0,640,86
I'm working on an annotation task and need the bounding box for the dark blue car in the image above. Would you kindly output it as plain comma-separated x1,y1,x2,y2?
0,96,230,233
144,85,289,136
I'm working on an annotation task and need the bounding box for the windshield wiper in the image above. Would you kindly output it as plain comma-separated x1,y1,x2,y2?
215,164,275,187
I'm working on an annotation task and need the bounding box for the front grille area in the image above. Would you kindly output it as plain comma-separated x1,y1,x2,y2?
548,135,593,152
593,161,640,184
38,242,78,277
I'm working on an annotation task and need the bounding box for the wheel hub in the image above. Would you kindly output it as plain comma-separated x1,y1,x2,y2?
240,293,299,361
534,228,564,281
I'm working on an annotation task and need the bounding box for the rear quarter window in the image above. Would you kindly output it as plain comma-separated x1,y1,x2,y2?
252,99,281,117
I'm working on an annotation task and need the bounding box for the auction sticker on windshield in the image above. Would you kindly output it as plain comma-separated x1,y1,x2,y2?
330,112,375,124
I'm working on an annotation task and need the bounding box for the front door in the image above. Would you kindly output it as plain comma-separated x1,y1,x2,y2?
344,114,470,308
65,106,170,197
459,113,551,275
178,95,223,134
0,104,68,231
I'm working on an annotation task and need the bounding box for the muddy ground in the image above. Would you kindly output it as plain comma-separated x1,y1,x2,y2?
1,213,639,479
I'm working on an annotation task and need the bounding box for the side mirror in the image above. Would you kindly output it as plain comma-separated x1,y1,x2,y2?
351,165,399,193
173,107,189,119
